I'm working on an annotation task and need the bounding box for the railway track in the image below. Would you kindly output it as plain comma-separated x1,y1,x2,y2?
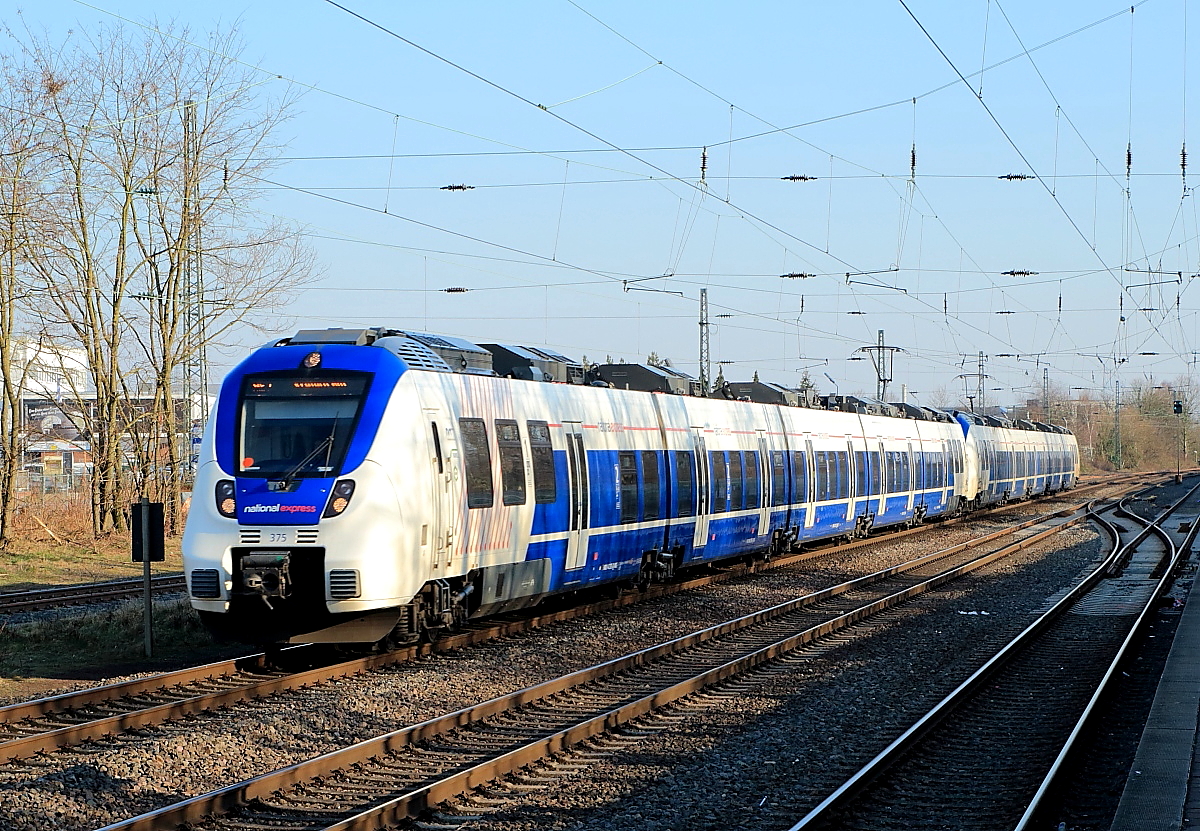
76,492,1112,830
0,471,1144,620
0,574,187,614
0,481,1136,769
785,481,1200,830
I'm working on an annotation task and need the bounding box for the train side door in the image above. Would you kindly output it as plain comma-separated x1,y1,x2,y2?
845,439,856,523
803,438,816,529
563,423,590,571
755,431,771,537
906,441,916,512
877,440,887,515
426,415,459,570
692,431,710,551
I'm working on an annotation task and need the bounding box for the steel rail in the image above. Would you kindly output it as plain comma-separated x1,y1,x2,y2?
1012,478,1200,830
0,479,1143,770
0,501,1081,763
93,505,1091,831
785,486,1189,831
0,471,1142,619
0,477,1145,769
0,575,187,613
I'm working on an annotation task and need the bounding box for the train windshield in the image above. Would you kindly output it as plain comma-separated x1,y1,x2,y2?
237,372,371,478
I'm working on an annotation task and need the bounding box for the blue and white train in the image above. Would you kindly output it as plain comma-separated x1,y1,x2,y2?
182,327,1079,646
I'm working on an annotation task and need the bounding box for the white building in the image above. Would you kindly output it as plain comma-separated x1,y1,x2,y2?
9,338,90,401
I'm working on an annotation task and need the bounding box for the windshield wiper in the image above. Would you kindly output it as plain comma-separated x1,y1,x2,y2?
279,432,335,486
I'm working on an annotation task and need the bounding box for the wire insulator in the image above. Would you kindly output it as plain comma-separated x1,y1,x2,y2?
1182,143,1188,175
700,147,707,184
910,144,917,179
781,175,816,181
1126,143,1132,177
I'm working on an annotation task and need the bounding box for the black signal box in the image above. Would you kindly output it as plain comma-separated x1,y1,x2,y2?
132,501,165,562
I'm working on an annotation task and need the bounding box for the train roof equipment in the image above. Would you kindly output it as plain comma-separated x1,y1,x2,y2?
393,330,495,375
480,343,585,384
282,327,494,375
823,395,901,418
715,380,820,408
277,329,1072,434
980,414,1014,428
888,402,955,423
591,363,703,396
288,327,387,346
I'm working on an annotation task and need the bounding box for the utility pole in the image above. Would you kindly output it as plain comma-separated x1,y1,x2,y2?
956,352,989,412
1043,367,1049,420
182,100,209,472
1114,378,1122,470
978,351,986,411
856,330,904,402
1175,396,1184,482
698,288,710,395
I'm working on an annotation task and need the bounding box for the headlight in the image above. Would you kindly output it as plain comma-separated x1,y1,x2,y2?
215,479,237,518
323,479,356,517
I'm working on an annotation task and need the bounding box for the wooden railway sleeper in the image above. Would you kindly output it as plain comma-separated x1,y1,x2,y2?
85,498,1111,831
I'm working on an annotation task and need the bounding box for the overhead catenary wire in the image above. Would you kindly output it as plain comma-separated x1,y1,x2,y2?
898,0,1135,311
51,0,1193,396
319,0,872,279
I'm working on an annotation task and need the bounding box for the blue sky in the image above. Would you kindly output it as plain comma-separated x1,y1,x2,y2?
11,0,1198,408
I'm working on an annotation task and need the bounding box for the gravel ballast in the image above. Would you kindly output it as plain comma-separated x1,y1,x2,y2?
0,509,1107,831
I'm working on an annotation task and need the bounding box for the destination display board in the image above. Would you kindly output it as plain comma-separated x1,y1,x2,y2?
242,373,369,398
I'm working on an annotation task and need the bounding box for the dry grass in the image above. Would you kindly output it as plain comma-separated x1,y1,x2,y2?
0,490,183,591
0,492,247,700
0,597,251,700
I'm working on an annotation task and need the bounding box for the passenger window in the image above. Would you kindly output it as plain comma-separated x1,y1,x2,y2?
675,451,696,517
792,450,807,502
771,451,786,507
745,451,760,509
855,451,868,497
815,452,829,501
619,452,638,523
729,452,744,511
496,420,525,506
527,420,556,504
459,418,493,508
710,451,727,513
641,451,660,521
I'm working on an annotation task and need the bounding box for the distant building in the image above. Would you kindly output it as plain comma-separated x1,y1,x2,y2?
1,339,92,443
8,338,90,401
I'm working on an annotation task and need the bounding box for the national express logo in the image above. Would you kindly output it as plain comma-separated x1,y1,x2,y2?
243,504,318,514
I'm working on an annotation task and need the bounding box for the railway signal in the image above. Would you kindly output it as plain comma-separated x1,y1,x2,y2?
132,498,165,657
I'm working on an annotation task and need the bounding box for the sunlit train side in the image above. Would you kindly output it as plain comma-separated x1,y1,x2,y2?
955,411,1078,508
182,327,1079,646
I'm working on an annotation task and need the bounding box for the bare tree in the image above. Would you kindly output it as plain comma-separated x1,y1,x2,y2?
6,21,316,535
0,54,56,548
